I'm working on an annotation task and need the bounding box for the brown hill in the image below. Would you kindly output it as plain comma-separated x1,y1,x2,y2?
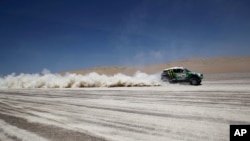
64,56,250,76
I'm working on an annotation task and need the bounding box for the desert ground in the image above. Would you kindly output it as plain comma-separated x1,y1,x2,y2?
0,56,250,141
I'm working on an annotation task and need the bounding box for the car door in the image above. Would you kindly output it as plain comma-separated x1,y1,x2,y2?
175,69,186,80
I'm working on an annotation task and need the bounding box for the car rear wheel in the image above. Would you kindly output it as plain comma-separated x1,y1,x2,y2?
161,76,168,82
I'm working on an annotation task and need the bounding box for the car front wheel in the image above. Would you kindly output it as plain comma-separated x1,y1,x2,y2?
189,78,200,85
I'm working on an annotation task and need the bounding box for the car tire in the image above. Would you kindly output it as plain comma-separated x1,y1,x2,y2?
189,78,200,85
161,77,168,82
169,80,177,83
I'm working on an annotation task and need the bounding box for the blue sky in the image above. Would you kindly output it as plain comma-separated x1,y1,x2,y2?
0,0,250,75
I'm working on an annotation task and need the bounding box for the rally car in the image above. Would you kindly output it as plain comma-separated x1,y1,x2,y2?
161,67,203,85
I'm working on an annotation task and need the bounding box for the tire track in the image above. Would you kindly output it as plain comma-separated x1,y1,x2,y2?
0,113,107,141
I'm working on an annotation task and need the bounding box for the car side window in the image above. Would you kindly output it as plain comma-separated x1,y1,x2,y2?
162,70,168,74
179,69,183,73
174,69,183,73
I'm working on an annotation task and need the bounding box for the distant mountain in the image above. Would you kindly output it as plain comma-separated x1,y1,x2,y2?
62,56,250,75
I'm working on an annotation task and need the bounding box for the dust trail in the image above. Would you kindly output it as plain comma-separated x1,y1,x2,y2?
0,71,162,88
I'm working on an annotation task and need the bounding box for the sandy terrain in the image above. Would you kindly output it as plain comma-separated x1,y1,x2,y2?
1,72,250,141
66,56,250,75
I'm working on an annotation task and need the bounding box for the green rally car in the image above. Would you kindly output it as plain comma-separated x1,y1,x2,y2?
161,67,203,85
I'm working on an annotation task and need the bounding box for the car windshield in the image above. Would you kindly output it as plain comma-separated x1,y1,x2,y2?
184,69,190,72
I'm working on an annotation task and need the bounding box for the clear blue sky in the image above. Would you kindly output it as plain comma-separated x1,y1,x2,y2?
0,0,250,75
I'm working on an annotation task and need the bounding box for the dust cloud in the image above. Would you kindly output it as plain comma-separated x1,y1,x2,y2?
0,71,162,88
